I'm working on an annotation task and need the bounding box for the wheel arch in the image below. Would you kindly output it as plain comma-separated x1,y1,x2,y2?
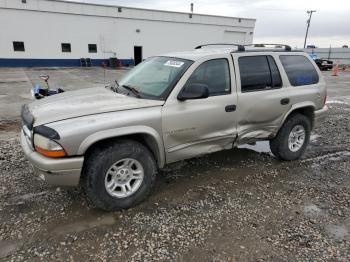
78,126,165,168
280,102,316,130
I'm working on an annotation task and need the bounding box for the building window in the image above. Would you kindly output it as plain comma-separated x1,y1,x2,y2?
118,7,122,12
13,41,25,52
88,44,97,53
61,43,71,53
22,0,27,3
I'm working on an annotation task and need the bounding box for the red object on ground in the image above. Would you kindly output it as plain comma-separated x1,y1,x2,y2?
332,64,339,76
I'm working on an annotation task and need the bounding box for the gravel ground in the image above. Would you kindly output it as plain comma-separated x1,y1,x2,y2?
0,72,349,261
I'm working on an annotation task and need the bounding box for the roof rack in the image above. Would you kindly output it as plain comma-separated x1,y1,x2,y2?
195,43,245,52
245,43,292,51
194,43,292,52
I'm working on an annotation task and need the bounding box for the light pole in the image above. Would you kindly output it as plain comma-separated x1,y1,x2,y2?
303,10,316,48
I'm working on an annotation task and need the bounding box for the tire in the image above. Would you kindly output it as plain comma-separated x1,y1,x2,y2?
270,114,311,161
83,139,157,211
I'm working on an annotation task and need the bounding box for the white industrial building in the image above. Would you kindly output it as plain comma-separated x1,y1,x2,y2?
0,0,256,67
302,47,350,65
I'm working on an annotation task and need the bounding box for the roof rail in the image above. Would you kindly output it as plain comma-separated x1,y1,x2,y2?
194,43,293,53
195,43,245,52
246,44,292,51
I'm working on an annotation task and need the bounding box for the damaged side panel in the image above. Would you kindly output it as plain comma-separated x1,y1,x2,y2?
162,97,238,163
166,135,236,164
236,89,289,143
162,54,239,164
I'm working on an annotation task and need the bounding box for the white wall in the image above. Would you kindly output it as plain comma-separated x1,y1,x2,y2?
0,0,255,61
302,48,350,65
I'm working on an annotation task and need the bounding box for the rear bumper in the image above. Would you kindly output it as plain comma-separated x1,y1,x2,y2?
21,131,84,186
314,105,328,127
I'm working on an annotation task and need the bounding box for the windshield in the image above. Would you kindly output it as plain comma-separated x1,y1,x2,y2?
118,56,192,100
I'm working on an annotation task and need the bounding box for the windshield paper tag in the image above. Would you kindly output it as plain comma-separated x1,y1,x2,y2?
164,60,184,68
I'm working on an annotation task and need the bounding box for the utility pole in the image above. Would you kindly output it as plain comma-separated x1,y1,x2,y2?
189,3,194,18
303,10,316,48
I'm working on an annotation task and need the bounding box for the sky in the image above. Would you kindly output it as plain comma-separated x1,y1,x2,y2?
70,0,350,48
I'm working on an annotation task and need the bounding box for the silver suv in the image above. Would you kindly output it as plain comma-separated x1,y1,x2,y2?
21,44,328,211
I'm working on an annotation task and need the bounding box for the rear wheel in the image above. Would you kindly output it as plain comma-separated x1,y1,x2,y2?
83,139,157,211
270,114,311,161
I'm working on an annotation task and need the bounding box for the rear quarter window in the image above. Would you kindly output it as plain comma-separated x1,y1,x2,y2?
280,55,319,86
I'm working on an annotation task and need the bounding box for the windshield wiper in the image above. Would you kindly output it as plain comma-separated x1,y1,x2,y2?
122,85,141,98
113,80,120,93
106,80,119,93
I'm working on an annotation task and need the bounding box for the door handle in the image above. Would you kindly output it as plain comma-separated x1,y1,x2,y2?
225,105,236,112
280,98,290,105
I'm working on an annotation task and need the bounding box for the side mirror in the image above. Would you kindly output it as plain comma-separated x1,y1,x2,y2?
177,83,209,101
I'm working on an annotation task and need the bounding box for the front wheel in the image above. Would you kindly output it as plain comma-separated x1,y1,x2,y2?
83,139,157,211
270,114,311,161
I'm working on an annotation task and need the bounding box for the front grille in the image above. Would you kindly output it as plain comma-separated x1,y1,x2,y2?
21,104,34,130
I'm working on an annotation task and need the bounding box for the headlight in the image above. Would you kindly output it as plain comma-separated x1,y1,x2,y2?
34,134,66,158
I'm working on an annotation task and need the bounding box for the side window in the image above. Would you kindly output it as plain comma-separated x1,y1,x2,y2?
267,56,282,88
239,55,282,92
280,55,319,86
185,59,230,96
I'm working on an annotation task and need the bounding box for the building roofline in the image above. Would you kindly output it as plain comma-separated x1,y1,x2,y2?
46,0,256,21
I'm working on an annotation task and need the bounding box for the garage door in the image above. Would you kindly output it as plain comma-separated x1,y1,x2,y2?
223,31,246,44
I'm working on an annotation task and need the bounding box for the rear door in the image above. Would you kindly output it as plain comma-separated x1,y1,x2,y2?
232,53,290,143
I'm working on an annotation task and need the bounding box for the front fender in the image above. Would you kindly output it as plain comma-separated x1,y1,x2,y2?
77,125,165,168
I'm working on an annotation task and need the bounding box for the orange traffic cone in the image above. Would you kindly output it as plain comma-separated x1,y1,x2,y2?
332,64,339,76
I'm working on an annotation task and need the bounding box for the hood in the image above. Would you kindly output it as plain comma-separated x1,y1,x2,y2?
28,87,164,126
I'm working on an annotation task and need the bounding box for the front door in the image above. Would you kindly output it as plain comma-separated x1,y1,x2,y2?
134,46,143,65
162,57,238,163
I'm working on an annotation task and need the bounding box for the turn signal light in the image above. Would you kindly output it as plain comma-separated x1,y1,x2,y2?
34,134,66,158
35,146,66,158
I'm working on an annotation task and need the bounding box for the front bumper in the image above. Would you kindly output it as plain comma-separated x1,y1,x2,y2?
314,105,328,127
21,131,84,186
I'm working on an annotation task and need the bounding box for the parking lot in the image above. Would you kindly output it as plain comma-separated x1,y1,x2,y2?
0,68,349,261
